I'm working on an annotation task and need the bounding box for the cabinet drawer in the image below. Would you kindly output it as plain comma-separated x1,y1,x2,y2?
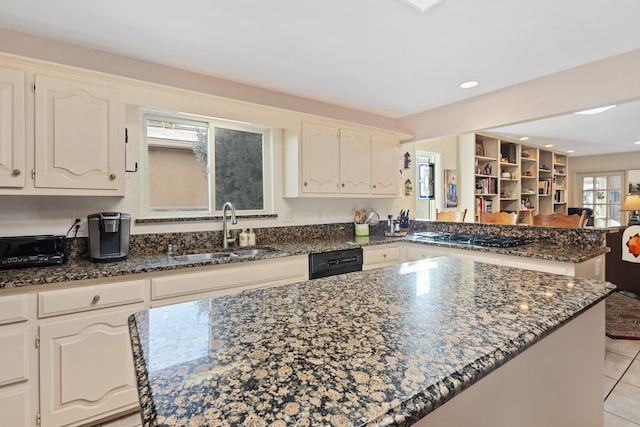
152,256,308,301
406,244,447,261
38,279,146,318
0,327,29,386
0,294,29,325
363,245,401,266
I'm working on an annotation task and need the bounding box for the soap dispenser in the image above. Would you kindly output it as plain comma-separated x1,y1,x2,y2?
239,229,248,247
248,228,256,246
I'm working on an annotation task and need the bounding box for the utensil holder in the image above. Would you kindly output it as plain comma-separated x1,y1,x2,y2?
355,223,369,236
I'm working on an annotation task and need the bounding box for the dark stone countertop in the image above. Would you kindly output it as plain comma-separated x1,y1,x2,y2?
0,234,609,290
128,257,616,426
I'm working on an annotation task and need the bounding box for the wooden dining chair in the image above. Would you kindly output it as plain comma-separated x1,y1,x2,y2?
435,208,467,222
478,211,519,225
533,211,586,228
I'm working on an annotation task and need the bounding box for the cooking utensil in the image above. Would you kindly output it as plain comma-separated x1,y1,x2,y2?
364,209,380,225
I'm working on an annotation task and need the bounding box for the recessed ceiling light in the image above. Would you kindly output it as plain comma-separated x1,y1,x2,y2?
566,150,575,153
459,80,478,89
399,0,444,13
634,141,640,145
544,144,554,148
574,105,617,115
519,137,529,141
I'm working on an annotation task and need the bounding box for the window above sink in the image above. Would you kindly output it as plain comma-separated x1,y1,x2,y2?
141,109,274,219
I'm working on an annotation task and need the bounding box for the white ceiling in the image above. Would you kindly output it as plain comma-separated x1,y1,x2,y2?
1,0,639,156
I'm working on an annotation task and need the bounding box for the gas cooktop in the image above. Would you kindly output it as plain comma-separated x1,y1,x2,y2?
411,232,530,248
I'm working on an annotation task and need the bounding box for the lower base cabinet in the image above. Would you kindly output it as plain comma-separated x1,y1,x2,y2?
39,305,143,427
0,385,33,426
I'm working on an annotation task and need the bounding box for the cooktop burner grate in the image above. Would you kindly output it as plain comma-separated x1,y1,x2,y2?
412,232,529,248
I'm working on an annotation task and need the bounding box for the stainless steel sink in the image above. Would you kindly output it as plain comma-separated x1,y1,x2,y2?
233,248,278,257
172,252,237,262
172,247,279,263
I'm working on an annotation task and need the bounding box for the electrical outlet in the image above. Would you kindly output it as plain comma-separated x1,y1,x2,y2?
69,216,84,236
284,210,294,222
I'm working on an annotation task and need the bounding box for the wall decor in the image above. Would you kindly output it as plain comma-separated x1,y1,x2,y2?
622,225,640,263
444,169,458,208
628,169,640,194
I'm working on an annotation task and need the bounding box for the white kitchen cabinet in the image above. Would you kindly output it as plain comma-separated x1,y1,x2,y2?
34,73,123,194
299,121,340,194
151,255,309,305
371,134,399,195
0,293,37,427
38,279,147,427
339,128,371,194
284,121,400,198
0,67,26,188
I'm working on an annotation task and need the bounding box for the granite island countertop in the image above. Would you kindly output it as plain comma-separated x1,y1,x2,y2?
128,257,615,427
0,234,609,289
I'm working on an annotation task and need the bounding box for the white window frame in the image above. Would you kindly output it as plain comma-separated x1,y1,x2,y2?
140,109,274,219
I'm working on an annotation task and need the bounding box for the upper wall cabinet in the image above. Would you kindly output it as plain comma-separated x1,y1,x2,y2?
0,67,26,188
34,74,123,194
0,60,124,196
284,121,399,198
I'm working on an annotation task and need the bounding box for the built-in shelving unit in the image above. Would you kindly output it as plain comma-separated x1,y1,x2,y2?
553,153,568,213
472,133,569,221
474,135,499,219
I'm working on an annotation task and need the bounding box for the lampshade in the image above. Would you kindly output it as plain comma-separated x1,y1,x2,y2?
621,194,640,211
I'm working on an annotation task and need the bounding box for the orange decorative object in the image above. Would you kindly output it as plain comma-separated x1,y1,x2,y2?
627,233,640,257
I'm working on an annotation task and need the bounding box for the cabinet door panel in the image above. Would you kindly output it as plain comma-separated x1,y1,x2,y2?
371,134,398,195
0,67,25,188
0,327,29,386
34,74,122,192
301,122,339,194
0,386,32,427
39,307,140,427
339,128,371,194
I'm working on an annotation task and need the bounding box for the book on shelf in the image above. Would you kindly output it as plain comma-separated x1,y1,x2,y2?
538,177,552,195
476,196,493,213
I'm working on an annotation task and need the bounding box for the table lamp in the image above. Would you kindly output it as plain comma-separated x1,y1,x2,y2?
621,194,640,225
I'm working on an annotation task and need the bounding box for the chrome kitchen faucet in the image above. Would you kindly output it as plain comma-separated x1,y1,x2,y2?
222,202,238,249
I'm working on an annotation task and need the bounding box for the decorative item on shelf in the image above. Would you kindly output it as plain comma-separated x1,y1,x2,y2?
404,152,412,169
476,141,484,156
522,150,530,158
404,179,413,196
501,171,511,178
500,157,508,163
483,164,492,175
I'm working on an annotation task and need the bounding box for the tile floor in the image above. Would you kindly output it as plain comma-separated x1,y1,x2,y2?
98,336,640,427
605,336,640,426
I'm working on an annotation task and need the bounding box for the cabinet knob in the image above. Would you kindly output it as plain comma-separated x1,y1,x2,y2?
92,295,101,303
383,253,387,258
109,174,116,180
341,183,345,187
373,185,377,189
303,182,308,187
12,169,20,176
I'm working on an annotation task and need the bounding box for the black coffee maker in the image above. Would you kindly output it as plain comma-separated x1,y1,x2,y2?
87,212,131,262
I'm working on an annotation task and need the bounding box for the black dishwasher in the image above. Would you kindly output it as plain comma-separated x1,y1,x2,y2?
308,248,363,279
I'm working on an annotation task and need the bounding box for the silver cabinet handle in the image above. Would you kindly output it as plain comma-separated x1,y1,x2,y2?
92,295,101,303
